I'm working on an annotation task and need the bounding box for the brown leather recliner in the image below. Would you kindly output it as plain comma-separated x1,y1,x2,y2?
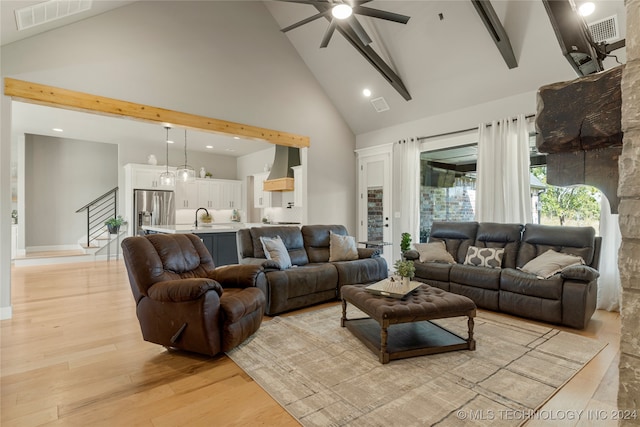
121,233,266,356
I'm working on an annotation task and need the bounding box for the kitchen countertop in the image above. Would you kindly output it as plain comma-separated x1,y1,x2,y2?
142,222,302,234
142,224,240,234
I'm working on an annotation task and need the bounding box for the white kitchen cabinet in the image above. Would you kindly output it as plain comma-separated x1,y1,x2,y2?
198,179,242,210
253,172,282,208
253,172,271,208
125,163,175,190
175,181,198,209
217,179,242,210
197,180,217,209
291,165,303,208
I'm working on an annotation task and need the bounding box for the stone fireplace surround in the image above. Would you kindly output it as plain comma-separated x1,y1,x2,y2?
618,0,640,416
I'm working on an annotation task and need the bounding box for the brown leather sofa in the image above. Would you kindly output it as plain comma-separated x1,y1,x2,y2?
121,233,266,356
404,222,601,329
237,224,388,315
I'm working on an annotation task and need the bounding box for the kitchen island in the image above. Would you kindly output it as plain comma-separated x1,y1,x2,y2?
142,224,240,266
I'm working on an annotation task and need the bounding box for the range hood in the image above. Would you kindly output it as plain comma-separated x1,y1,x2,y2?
264,145,301,192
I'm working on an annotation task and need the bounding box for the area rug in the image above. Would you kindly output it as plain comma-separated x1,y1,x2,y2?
227,305,606,426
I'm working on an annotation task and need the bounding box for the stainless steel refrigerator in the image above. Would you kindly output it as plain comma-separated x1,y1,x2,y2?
133,189,175,235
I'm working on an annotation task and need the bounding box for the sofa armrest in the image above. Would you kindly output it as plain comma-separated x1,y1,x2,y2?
403,250,419,261
209,264,265,288
561,265,600,282
147,278,223,302
357,247,380,258
239,257,267,266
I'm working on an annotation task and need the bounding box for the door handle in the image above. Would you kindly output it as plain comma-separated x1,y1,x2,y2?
384,224,389,227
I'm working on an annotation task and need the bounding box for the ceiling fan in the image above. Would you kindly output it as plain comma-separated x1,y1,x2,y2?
277,0,410,48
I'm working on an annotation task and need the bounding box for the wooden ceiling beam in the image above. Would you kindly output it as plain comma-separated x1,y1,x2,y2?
3,78,310,148
311,4,412,101
471,0,518,69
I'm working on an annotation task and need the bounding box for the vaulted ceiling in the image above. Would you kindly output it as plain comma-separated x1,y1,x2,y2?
1,0,627,142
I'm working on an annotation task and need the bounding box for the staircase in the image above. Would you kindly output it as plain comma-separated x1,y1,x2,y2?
13,188,125,267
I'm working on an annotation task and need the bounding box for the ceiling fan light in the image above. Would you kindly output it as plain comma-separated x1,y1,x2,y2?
578,2,595,17
332,4,352,20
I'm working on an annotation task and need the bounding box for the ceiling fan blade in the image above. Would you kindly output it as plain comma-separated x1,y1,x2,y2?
347,16,372,46
353,6,411,24
320,19,338,48
281,10,331,32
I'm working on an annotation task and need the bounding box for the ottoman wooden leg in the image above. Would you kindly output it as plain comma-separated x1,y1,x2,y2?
467,315,476,351
341,298,347,327
380,320,390,364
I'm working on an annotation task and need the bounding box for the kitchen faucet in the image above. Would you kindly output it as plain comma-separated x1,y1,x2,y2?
195,207,209,228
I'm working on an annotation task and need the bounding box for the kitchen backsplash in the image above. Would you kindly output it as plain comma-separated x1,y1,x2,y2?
176,206,302,225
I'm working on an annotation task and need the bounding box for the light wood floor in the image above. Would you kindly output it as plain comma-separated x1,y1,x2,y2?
2,261,620,426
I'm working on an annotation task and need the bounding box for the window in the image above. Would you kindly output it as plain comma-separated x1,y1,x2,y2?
418,132,601,242
419,144,477,242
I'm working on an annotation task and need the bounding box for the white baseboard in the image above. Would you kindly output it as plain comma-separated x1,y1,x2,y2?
26,244,80,253
1,305,13,320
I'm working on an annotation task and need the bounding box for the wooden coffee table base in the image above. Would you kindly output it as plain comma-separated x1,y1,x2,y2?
341,284,476,364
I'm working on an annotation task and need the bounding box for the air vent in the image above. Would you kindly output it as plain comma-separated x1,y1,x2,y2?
588,15,619,44
370,97,390,113
15,0,93,31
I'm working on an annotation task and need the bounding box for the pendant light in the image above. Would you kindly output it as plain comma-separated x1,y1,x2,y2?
159,126,175,186
176,128,196,182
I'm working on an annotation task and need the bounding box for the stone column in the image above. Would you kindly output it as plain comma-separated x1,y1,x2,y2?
617,0,640,420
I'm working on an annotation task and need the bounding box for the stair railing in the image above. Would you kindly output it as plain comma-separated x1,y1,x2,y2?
76,187,119,249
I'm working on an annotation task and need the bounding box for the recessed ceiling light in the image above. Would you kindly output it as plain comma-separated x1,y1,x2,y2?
362,88,372,97
52,128,63,132
166,140,174,144
225,148,236,152
233,136,240,140
578,2,595,17
206,145,213,149
332,4,352,20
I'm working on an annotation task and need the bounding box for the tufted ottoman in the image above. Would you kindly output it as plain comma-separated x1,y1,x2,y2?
341,284,476,363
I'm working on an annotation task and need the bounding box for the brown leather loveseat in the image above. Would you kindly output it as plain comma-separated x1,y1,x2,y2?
237,224,388,315
404,222,601,329
121,233,266,356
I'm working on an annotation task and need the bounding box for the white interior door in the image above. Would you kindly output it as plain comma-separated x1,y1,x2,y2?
357,151,392,268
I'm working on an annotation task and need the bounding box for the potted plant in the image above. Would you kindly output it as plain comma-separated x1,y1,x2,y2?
105,215,125,234
200,212,213,224
400,232,412,259
394,259,415,286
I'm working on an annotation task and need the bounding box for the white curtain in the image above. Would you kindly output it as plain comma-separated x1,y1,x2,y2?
476,114,532,223
397,137,420,242
597,196,621,311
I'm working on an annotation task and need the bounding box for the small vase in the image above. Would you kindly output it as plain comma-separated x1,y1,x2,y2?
107,224,120,235
199,167,206,178
402,276,411,287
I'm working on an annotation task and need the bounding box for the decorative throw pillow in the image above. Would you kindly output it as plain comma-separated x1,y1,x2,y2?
329,231,359,262
260,235,292,270
413,241,455,264
520,249,585,279
464,246,505,269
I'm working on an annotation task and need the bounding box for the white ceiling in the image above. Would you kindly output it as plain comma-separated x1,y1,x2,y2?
10,102,274,157
264,0,626,135
1,0,628,148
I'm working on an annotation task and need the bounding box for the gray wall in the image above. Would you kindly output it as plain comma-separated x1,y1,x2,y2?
24,135,118,248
